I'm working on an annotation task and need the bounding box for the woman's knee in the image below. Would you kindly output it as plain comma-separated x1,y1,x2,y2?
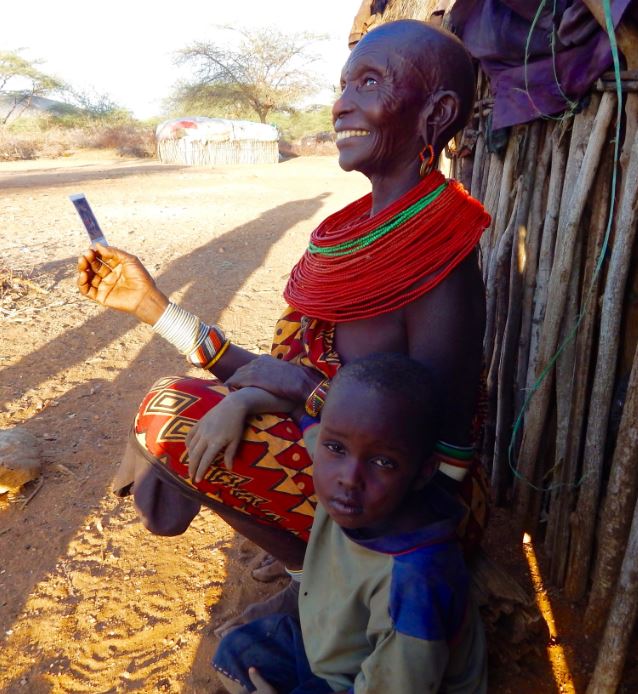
133,464,201,536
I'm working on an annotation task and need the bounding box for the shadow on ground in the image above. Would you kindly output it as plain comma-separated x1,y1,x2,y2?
0,193,328,691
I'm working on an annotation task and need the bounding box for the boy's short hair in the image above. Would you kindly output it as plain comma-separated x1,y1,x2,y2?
331,353,440,458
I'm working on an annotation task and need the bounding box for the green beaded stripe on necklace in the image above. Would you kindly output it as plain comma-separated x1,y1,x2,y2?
308,182,447,257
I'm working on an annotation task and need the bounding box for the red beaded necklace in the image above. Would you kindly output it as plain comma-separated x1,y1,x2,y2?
284,170,491,322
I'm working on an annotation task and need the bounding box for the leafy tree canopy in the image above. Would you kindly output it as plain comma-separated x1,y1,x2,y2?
0,50,65,125
170,26,327,123
64,88,133,123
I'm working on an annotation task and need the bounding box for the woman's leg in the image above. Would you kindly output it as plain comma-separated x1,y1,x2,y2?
208,500,306,570
127,426,307,567
127,375,317,544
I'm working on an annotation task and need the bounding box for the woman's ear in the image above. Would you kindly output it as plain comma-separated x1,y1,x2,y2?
418,90,461,154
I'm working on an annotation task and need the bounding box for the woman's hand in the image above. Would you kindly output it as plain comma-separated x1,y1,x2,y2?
247,667,278,694
185,393,248,482
226,355,320,403
77,243,168,325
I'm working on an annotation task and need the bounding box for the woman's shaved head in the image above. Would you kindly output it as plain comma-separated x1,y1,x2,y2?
354,19,475,150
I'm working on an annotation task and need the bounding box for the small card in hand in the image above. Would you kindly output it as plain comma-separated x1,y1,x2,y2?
69,193,108,246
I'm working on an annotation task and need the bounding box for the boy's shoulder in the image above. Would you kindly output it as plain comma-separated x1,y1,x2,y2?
346,484,471,643
389,536,470,643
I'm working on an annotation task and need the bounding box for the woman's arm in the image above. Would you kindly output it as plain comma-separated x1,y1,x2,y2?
405,254,485,445
77,245,324,401
77,244,258,377
225,355,325,405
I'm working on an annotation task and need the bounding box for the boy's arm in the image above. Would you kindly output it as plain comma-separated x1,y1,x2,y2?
350,600,486,694
230,385,294,414
186,386,294,482
351,630,450,694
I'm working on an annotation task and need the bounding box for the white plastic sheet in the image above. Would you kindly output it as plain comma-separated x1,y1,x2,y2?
156,117,278,143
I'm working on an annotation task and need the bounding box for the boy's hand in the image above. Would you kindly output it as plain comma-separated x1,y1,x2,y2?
185,393,247,482
248,667,278,694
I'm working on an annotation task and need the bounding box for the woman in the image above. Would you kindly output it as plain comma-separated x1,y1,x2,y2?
78,20,490,596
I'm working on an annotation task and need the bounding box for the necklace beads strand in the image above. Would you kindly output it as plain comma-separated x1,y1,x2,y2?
308,184,447,257
284,171,491,323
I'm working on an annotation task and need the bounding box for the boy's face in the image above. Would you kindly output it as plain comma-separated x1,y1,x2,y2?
313,380,431,535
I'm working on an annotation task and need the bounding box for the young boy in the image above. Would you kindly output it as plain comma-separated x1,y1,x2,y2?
210,353,487,694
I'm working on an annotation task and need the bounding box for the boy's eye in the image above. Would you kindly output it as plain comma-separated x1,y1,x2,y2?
369,456,396,470
324,441,345,456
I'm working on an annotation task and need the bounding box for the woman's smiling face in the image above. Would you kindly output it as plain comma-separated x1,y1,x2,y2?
332,33,426,179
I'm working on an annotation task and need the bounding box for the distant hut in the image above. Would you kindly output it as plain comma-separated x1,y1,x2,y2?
155,117,279,166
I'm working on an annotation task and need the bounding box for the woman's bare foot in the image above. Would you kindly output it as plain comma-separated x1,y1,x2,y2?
251,554,287,582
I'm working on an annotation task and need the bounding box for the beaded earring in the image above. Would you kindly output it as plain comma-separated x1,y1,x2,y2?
419,144,436,178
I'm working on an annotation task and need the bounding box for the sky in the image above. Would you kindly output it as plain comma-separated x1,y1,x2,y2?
1,0,362,119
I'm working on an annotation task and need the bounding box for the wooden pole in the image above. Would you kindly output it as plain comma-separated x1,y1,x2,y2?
544,232,582,558
484,196,519,478
478,152,496,272
479,143,492,204
585,491,638,693
470,129,486,201
492,124,540,503
470,74,487,202
514,92,615,526
484,131,523,359
523,123,569,405
585,337,638,632
564,112,638,602
546,153,613,585
515,123,553,418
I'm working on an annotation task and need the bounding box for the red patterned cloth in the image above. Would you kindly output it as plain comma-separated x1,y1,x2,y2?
133,376,317,540
126,307,490,547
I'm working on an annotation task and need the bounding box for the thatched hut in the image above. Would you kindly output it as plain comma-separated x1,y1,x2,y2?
155,117,279,166
350,1,638,691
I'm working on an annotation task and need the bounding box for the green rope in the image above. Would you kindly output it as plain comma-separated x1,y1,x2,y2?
523,0,579,121
508,0,623,493
550,0,579,113
308,184,447,257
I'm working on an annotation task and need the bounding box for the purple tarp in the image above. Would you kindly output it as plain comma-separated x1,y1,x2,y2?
449,0,637,129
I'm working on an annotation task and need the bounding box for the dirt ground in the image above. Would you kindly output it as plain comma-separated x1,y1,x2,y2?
0,152,634,693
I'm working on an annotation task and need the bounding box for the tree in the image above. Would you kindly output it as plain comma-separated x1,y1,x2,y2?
65,88,133,124
172,26,326,123
0,51,64,125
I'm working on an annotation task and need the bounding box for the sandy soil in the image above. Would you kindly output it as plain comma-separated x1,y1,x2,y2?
0,152,631,693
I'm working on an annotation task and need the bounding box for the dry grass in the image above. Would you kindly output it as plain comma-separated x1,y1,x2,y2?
0,122,156,161
78,123,156,158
